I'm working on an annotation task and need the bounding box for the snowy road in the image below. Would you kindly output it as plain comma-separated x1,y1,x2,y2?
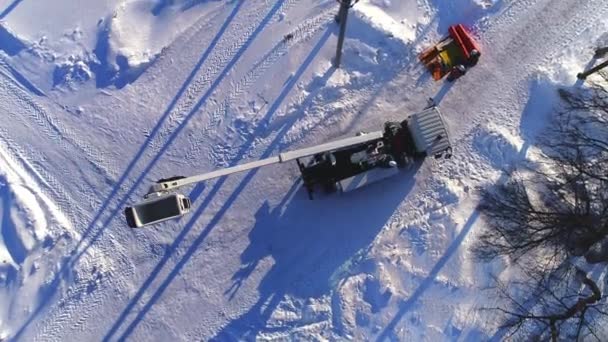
0,0,606,340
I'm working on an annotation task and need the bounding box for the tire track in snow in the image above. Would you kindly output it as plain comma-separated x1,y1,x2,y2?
435,0,608,141
31,1,310,341
183,8,336,162
0,56,115,188
29,1,279,338
393,0,608,270
202,10,416,168
0,60,120,236
149,0,302,153
0,81,80,231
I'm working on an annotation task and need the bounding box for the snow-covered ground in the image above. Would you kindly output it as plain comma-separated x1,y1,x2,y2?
0,0,607,340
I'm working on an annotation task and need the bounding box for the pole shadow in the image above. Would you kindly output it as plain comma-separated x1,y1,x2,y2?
376,210,481,341
74,0,245,263
432,80,455,105
332,11,417,136
10,0,262,339
0,0,21,20
103,28,334,341
74,0,285,270
212,163,422,340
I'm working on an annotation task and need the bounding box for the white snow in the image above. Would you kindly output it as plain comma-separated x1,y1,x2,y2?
0,0,606,340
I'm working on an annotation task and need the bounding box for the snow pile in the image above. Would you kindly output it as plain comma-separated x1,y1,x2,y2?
0,144,73,337
354,0,418,43
0,0,219,90
96,0,213,88
53,56,94,89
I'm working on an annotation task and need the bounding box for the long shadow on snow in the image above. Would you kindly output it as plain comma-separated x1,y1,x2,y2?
0,0,21,20
9,1,250,340
334,9,447,137
73,0,291,269
104,28,333,342
432,80,456,105
213,163,421,340
0,22,26,56
376,210,481,341
376,104,529,341
75,0,245,263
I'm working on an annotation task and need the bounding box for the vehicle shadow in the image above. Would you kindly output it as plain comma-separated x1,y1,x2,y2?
212,163,422,340
102,27,335,342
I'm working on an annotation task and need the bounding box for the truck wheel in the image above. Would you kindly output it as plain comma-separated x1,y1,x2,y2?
447,65,466,82
469,49,480,66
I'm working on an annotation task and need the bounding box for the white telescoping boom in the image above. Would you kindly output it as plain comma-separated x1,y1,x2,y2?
144,131,384,198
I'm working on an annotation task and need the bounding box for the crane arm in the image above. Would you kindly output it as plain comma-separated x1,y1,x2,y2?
146,130,384,196
146,156,281,196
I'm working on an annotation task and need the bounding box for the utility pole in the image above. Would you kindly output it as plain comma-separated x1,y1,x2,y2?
334,0,357,68
577,46,608,80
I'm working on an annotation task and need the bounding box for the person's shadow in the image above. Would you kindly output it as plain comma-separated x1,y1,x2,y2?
213,163,422,340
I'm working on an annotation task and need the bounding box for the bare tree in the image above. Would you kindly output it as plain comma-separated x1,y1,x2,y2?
475,77,608,340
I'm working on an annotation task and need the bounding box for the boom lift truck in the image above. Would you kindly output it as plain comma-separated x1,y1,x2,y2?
124,106,452,228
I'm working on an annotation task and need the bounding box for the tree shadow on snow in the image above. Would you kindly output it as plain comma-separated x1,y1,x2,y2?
375,68,570,342
377,72,591,341
486,71,593,342
213,163,422,340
